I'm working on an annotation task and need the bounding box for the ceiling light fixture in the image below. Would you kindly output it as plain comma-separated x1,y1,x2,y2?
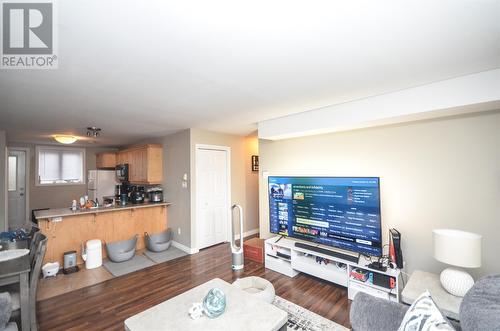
86,126,102,137
54,135,78,144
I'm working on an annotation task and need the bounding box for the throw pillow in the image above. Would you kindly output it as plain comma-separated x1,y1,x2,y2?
398,290,455,331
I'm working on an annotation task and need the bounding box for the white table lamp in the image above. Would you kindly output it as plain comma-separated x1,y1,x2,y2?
433,229,482,297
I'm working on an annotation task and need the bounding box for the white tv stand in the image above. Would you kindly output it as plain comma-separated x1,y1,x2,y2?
265,236,401,302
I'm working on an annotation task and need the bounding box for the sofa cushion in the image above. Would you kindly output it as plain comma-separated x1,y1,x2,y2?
460,274,500,331
350,292,408,331
398,291,455,331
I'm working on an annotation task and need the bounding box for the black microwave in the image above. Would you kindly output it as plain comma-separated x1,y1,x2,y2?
116,164,129,182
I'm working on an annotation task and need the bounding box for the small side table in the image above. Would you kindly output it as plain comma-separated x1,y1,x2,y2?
401,270,462,320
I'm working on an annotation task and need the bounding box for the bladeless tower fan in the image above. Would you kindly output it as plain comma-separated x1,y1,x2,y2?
230,204,244,270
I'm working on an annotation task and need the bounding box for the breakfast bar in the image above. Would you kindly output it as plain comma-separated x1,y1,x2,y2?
34,202,170,266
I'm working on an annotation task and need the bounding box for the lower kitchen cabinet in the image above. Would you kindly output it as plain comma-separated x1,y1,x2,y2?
38,204,168,266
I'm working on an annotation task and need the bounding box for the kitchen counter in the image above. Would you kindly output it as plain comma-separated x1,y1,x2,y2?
36,202,169,266
34,202,171,220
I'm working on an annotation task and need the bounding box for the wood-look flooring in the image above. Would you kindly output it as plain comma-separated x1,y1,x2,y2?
37,265,113,301
38,241,351,330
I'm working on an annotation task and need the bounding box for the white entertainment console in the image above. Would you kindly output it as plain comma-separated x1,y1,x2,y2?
265,236,401,302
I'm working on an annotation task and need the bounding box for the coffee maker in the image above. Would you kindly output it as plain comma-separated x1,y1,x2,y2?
130,186,145,204
118,182,130,205
115,184,122,198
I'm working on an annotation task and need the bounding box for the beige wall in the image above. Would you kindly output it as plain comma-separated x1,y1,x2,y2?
140,128,259,249
0,131,6,231
258,111,500,278
244,132,260,235
190,129,259,248
156,130,192,247
8,143,116,213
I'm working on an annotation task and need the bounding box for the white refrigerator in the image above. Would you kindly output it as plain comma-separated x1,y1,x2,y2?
87,170,117,202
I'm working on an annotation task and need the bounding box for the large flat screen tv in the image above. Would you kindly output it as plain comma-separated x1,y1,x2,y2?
268,176,382,256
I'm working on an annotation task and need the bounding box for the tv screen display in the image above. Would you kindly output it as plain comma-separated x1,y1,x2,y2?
268,176,382,256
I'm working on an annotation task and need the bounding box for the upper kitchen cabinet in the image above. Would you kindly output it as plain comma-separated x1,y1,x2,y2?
96,152,117,169
117,144,163,184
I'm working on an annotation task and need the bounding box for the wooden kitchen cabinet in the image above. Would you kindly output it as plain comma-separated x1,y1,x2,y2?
117,144,163,184
39,214,96,266
96,152,117,169
129,148,146,182
38,204,168,265
116,151,127,165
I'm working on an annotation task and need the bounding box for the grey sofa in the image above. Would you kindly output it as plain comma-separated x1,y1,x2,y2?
350,274,500,331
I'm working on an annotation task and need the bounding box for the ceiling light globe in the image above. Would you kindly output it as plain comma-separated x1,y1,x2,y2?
54,135,78,144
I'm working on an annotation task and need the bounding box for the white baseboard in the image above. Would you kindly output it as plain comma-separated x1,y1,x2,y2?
235,228,259,240
172,241,199,255
173,229,259,255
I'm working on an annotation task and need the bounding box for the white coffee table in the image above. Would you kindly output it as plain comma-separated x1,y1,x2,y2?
124,278,288,331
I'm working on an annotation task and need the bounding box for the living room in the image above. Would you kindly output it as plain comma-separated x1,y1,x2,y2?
0,1,499,331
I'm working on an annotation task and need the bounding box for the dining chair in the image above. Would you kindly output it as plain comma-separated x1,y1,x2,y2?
28,232,41,267
9,233,47,331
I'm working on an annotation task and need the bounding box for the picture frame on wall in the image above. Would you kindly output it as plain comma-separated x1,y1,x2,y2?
251,155,259,171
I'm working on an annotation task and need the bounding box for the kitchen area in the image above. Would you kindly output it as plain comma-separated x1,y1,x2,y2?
32,144,171,299
91,143,165,208
0,141,175,330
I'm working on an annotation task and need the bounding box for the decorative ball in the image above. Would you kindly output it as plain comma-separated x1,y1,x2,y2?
440,268,475,297
203,288,226,318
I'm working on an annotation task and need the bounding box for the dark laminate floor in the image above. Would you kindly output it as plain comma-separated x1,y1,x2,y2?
38,241,351,330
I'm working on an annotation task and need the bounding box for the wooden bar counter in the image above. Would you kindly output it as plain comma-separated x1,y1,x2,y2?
34,202,170,266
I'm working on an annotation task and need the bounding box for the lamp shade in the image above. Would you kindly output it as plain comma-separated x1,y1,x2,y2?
433,229,482,268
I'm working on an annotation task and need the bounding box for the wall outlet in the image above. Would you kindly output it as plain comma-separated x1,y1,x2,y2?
178,228,181,235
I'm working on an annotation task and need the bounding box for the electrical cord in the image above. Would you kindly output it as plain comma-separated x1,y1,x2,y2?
400,269,410,288
361,253,373,263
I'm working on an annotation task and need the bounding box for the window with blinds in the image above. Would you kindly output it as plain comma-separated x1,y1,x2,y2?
36,146,85,185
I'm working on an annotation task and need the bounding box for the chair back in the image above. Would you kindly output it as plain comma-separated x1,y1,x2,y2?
30,234,48,297
29,231,42,265
29,233,47,331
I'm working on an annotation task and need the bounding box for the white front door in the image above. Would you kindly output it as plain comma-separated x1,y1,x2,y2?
196,147,230,250
8,150,27,228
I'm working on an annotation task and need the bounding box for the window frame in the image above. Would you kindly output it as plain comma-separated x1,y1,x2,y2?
35,145,86,187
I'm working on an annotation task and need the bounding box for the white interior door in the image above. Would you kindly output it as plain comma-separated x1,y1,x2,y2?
8,150,27,228
196,147,230,250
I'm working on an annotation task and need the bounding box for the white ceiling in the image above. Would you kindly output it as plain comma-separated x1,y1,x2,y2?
1,0,499,146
